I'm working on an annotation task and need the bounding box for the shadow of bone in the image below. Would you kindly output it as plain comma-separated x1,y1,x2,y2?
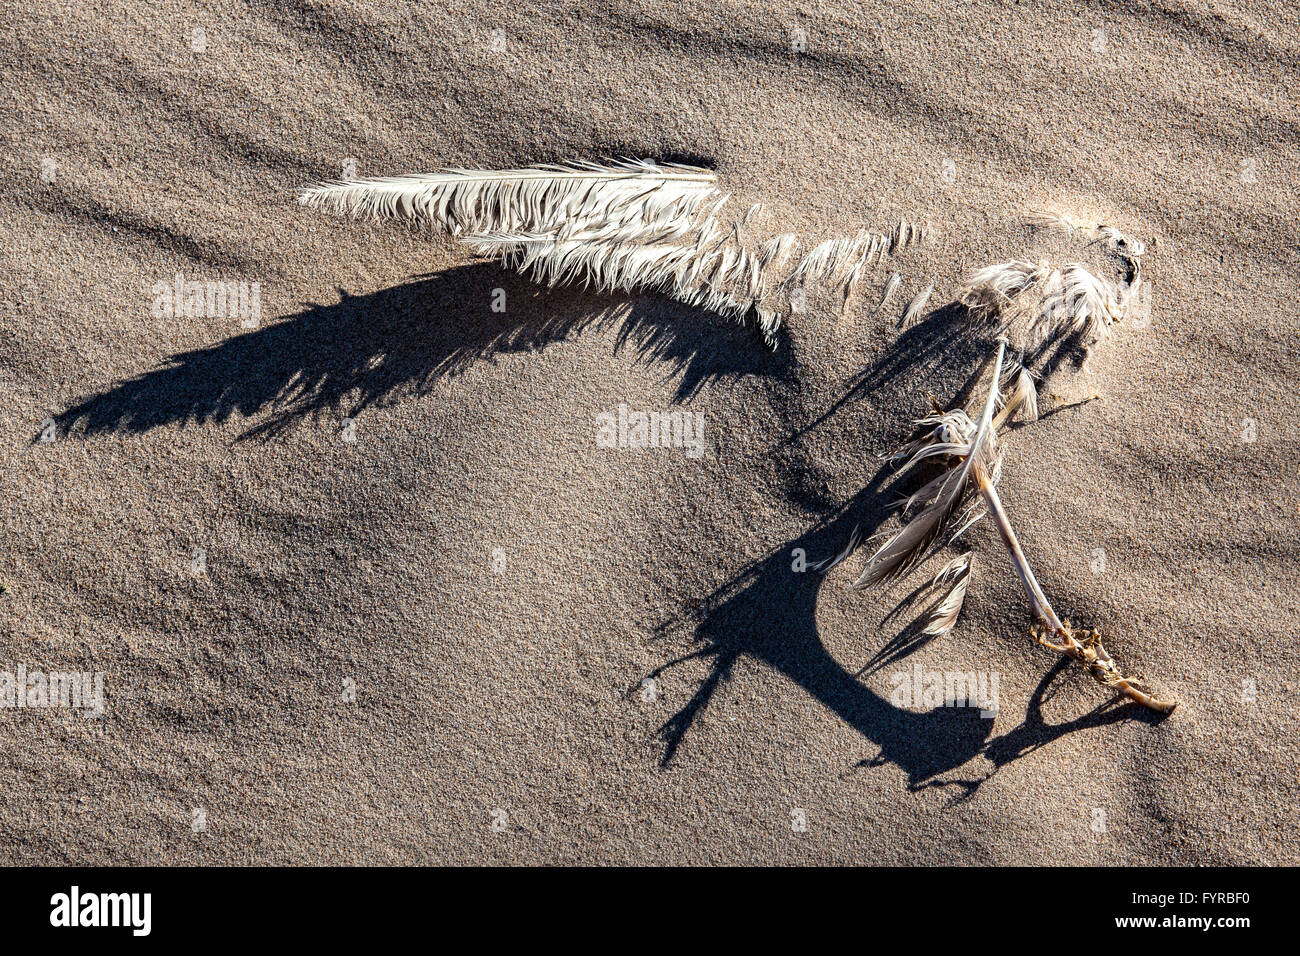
51,263,790,442
649,474,1166,792
982,657,1170,774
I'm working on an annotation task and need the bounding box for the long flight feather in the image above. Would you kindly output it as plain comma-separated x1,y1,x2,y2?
298,159,720,239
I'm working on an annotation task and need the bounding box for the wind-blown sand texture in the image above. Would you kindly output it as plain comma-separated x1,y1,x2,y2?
2,0,1297,863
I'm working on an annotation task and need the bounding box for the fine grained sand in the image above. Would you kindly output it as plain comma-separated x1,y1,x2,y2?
1,0,1297,864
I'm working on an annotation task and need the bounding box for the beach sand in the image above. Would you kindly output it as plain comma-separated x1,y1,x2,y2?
1,0,1297,863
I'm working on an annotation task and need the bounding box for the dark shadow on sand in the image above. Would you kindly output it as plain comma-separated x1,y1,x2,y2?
50,263,789,442
49,264,1168,796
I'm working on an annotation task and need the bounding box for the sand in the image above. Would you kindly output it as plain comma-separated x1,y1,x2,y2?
1,0,1297,864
